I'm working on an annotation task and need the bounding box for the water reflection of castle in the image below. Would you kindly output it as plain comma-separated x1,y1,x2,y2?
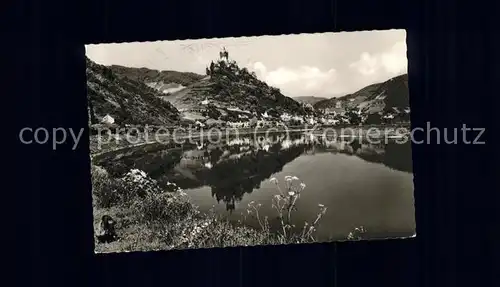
174,135,409,212
100,133,412,212
203,139,310,211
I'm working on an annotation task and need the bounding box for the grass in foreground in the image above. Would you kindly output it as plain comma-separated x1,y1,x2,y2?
91,164,366,253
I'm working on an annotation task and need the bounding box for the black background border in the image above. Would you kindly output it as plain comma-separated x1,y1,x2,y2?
9,0,497,286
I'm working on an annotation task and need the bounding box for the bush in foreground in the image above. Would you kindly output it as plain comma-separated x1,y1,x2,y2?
92,165,365,252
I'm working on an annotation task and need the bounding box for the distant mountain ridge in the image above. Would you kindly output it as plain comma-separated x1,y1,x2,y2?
314,74,409,115
109,65,204,86
109,65,205,94
86,58,180,126
293,96,328,105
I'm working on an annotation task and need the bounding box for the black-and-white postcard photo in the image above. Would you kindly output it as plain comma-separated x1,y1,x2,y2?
86,29,414,253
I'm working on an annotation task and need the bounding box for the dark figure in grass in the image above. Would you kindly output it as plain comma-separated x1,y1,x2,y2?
96,215,118,243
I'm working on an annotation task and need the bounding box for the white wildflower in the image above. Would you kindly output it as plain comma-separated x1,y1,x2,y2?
318,203,324,207
300,183,306,189
291,176,299,181
269,177,278,184
288,191,295,196
285,176,293,182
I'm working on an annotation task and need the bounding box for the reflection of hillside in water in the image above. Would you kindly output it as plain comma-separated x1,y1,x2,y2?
313,137,413,173
349,141,412,173
166,134,311,211
97,132,412,211
205,141,310,211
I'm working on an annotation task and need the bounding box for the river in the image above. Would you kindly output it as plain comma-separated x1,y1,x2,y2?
94,132,415,242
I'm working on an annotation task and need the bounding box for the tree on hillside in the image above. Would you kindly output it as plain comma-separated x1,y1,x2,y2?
218,60,227,70
399,111,410,122
227,60,238,72
303,103,314,114
102,68,115,81
210,61,215,74
267,108,280,118
202,104,222,120
270,87,280,94
364,113,382,125
345,108,362,125
87,97,97,124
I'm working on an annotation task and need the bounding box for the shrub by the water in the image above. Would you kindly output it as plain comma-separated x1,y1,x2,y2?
91,165,122,208
92,164,365,252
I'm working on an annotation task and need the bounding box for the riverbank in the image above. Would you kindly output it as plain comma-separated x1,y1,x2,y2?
91,164,342,253
89,124,410,157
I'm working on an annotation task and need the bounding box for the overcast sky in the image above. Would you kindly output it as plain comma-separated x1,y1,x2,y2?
86,29,407,99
